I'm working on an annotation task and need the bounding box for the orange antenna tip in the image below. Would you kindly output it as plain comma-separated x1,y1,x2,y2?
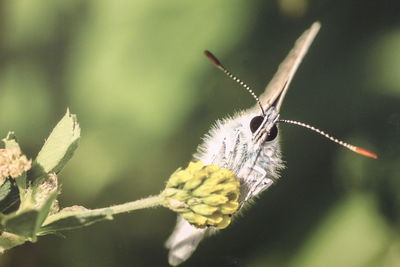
354,147,378,159
278,119,377,159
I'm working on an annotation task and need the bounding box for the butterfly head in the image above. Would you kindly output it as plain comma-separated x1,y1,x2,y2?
249,108,279,145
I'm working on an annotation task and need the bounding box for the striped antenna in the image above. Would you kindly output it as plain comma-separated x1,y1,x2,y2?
278,119,377,159
204,50,265,116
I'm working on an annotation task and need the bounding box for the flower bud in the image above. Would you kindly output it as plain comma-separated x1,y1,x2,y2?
0,147,31,184
163,161,240,229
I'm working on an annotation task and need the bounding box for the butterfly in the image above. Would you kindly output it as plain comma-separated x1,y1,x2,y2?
165,22,376,266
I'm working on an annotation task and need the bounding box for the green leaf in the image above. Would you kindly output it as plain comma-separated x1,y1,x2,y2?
0,179,19,213
28,109,80,181
1,191,58,241
2,132,20,150
0,232,26,253
1,210,41,240
38,206,113,234
35,191,59,232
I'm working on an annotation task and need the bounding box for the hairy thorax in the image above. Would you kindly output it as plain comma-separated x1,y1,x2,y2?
194,110,284,205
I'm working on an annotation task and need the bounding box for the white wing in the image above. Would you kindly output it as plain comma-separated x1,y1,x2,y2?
165,216,209,266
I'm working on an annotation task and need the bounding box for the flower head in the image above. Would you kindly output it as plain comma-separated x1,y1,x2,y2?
163,161,240,229
0,147,31,182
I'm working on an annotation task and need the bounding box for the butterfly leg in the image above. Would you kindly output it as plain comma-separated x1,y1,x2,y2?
242,166,274,202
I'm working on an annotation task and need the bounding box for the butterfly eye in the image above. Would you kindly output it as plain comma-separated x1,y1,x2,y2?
250,116,264,133
266,124,278,141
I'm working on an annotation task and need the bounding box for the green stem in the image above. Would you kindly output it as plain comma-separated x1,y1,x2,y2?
39,194,168,235
92,194,165,215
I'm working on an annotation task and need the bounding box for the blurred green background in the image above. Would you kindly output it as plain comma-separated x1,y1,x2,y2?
0,0,399,266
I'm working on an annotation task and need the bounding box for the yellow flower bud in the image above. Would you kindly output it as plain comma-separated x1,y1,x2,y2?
162,161,240,229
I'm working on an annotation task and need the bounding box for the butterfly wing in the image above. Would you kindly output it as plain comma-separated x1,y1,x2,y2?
258,22,320,111
165,216,209,266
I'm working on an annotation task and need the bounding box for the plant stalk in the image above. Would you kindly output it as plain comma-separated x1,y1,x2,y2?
93,194,165,215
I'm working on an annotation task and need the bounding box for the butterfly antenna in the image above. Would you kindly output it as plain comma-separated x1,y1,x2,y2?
278,119,377,159
204,50,265,116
